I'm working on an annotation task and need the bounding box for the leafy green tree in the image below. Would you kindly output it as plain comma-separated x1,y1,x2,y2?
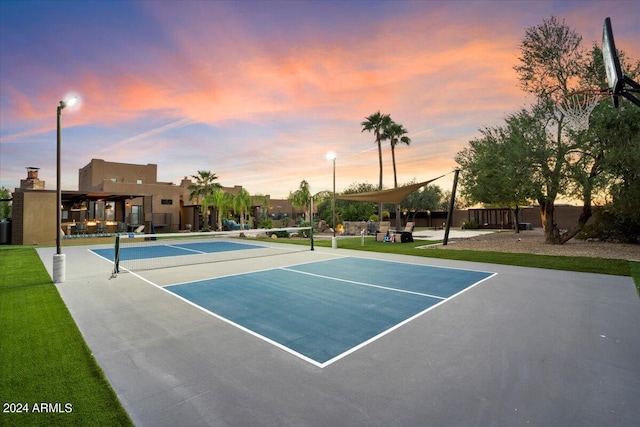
337,182,378,221
315,182,378,225
463,16,640,245
456,112,538,232
514,16,584,101
507,16,640,243
586,95,640,242
440,190,469,211
0,187,11,219
513,17,586,243
400,182,445,212
581,43,640,242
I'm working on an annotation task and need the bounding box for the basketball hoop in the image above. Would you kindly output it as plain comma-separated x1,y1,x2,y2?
556,89,610,132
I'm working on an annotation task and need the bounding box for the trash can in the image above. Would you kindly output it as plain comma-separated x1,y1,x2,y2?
0,219,11,244
367,220,376,235
400,231,413,243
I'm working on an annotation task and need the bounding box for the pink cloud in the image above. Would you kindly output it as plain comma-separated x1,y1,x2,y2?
2,1,638,198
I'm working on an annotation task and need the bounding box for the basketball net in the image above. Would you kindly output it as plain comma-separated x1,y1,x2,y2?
556,89,609,132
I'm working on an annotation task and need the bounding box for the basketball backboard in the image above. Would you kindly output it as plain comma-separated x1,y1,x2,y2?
602,17,640,107
602,18,623,95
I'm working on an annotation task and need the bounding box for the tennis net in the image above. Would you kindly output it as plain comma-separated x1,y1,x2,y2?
108,227,313,276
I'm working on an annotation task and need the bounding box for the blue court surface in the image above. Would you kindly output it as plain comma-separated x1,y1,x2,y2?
165,257,495,367
91,240,264,261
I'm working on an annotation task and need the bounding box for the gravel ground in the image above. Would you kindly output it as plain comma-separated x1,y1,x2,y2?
437,228,640,261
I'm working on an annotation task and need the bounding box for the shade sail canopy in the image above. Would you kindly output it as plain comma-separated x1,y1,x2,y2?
336,175,446,204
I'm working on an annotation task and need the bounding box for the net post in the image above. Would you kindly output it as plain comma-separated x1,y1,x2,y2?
309,196,314,251
111,234,120,277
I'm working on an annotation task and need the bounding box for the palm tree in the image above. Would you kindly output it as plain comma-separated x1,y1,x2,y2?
361,111,391,219
384,122,411,188
288,180,311,223
188,170,221,230
207,188,233,231
383,121,412,229
234,188,252,229
251,193,269,227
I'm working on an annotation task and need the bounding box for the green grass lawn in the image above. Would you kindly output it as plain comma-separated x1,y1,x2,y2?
0,246,132,427
307,235,639,294
311,235,629,275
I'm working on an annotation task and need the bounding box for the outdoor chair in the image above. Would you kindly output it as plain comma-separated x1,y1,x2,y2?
376,221,391,242
95,222,106,234
74,222,88,235
116,222,127,233
399,221,415,243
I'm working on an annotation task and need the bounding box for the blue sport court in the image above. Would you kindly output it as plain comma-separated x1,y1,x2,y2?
92,239,264,261
164,257,495,367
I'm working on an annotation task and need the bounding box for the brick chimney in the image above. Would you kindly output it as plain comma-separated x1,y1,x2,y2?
20,167,45,190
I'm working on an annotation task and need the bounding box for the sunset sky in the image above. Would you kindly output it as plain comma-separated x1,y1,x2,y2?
1,1,638,199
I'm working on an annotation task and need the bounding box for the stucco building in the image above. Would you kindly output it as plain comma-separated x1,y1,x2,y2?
10,159,273,245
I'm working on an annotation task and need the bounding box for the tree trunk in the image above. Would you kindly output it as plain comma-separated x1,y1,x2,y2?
391,146,398,188
376,132,383,221
539,200,561,244
558,202,592,244
511,206,520,234
392,146,401,230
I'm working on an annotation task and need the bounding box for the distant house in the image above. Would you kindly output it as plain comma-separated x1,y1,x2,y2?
10,159,267,245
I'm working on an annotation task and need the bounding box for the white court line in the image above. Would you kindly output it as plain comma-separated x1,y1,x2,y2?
319,271,498,367
124,269,326,368
165,252,349,287
347,253,496,276
279,267,447,300
166,244,208,254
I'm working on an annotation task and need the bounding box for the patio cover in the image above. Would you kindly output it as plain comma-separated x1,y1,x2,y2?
336,174,446,204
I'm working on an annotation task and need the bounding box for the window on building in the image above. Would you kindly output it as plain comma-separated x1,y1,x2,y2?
129,205,142,225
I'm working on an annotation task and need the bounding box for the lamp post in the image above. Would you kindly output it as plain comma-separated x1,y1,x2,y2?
326,151,337,248
54,97,77,284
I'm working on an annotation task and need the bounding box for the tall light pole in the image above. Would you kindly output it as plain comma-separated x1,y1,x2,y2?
326,151,337,248
54,96,77,284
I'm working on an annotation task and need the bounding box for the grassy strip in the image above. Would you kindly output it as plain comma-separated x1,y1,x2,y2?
629,261,640,296
0,246,132,427
307,236,631,277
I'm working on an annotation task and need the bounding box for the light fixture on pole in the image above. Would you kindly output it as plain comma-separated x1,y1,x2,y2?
53,96,78,284
326,151,337,248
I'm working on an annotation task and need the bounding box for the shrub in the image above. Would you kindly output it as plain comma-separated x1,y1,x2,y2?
259,217,274,229
270,230,290,238
461,220,479,229
580,208,639,243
